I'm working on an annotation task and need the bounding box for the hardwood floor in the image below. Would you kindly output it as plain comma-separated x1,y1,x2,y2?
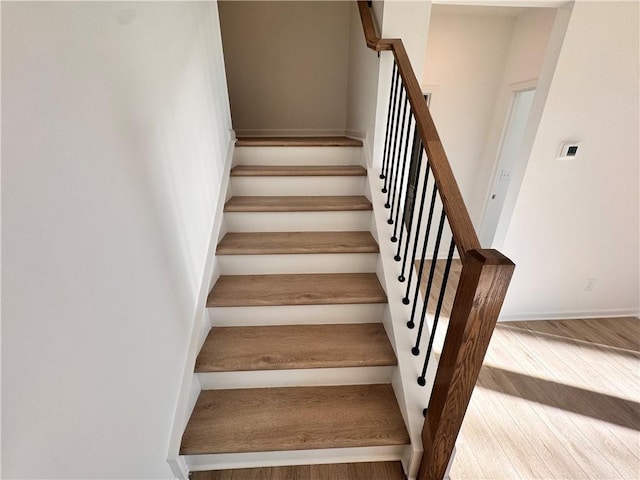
191,461,405,480
445,320,638,477
415,259,462,318
415,261,640,478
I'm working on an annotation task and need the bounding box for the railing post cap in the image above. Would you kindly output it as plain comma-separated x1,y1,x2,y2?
466,248,515,267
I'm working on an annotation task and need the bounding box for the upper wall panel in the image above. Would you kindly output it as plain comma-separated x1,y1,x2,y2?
218,1,351,135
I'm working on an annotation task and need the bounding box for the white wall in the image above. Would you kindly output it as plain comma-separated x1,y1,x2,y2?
346,2,381,161
218,1,350,136
478,7,556,246
346,0,431,166
422,8,517,224
500,1,640,320
371,0,432,173
1,2,232,477
380,0,431,77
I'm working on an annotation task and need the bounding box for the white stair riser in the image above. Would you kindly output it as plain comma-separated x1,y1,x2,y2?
185,445,409,472
208,304,385,327
231,176,366,197
224,211,372,232
198,366,394,390
217,253,378,275
234,146,362,166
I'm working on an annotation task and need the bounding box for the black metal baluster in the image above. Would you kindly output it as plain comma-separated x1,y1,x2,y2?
402,156,430,306
418,239,456,387
383,75,403,197
411,209,446,352
391,114,415,247
406,184,438,329
398,130,423,282
380,62,398,181
385,85,405,209
388,92,410,225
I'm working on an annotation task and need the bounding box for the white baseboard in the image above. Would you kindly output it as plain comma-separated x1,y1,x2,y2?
217,253,377,275
165,137,235,478
224,210,372,233
185,445,407,472
367,153,428,480
168,456,189,480
208,303,385,327
233,145,362,166
345,130,371,170
499,308,640,322
345,129,365,139
198,366,394,390
231,175,367,197
234,128,347,137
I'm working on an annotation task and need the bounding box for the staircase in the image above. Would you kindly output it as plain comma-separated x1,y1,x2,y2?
180,137,411,473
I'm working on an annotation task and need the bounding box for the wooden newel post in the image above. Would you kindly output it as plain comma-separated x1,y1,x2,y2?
418,249,515,480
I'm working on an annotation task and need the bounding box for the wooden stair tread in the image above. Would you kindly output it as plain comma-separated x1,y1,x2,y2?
236,136,362,147
231,165,366,177
207,273,387,307
196,323,396,372
191,462,405,480
216,231,379,255
180,384,409,454
224,196,372,212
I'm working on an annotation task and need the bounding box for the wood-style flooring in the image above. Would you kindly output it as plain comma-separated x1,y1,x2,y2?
456,317,639,479
415,259,462,318
191,461,405,480
416,261,640,479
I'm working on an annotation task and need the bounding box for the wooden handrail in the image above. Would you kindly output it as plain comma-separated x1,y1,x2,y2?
357,3,515,480
419,249,514,479
357,1,393,51
357,1,480,258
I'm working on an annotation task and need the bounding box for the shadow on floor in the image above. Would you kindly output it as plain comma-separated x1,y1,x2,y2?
476,364,640,431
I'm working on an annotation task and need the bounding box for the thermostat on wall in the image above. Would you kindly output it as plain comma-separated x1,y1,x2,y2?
558,141,580,160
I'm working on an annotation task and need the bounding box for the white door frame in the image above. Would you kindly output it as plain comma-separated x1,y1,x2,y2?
479,79,537,247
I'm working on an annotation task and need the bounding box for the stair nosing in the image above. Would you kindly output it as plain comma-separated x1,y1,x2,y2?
180,384,409,455
231,165,366,177
206,273,387,308
235,136,363,147
224,196,372,213
195,323,397,373
216,232,379,256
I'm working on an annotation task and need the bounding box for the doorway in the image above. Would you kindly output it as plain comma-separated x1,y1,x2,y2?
479,87,536,247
